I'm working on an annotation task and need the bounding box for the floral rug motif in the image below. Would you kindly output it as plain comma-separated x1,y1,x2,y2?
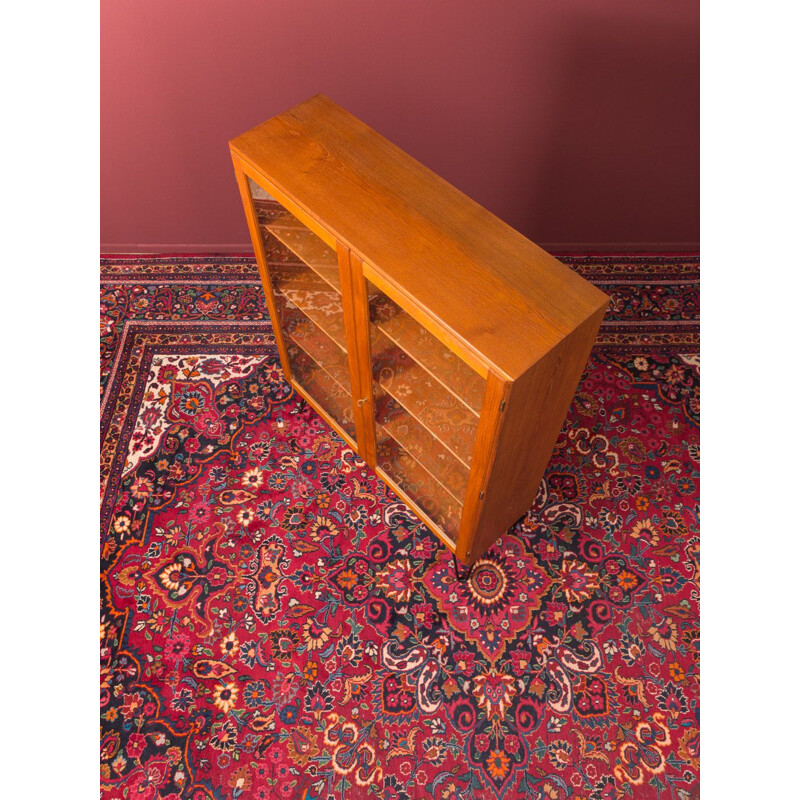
100,255,699,799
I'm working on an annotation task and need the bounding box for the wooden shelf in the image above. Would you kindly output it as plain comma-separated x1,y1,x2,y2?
266,212,342,293
375,434,462,543
371,292,485,414
375,394,469,504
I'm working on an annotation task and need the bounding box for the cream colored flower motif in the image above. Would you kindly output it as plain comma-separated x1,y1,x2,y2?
630,519,660,546
113,515,131,535
213,681,238,713
309,516,339,542
648,617,679,651
220,632,240,659
159,562,185,592
241,468,263,489
303,618,332,651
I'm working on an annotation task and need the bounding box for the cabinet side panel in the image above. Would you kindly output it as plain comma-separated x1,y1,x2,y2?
456,371,508,565
469,305,607,561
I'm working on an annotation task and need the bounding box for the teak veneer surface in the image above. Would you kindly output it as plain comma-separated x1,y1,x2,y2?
230,94,608,380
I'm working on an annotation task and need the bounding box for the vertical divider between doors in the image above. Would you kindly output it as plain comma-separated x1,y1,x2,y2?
339,246,377,468
230,155,293,381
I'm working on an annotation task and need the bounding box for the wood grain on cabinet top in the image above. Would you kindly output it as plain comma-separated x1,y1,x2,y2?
230,94,609,379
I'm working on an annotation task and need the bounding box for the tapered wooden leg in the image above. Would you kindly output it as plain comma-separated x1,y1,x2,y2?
452,553,475,582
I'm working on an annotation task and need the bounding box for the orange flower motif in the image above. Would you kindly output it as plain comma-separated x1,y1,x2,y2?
335,568,358,591
315,492,332,509
486,749,511,781
678,726,700,769
227,766,252,793
540,783,561,800
158,562,186,593
668,661,686,682
286,726,320,767
130,476,153,500
617,570,639,591
310,516,339,542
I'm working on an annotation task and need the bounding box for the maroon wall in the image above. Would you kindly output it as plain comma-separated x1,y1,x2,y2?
101,0,698,250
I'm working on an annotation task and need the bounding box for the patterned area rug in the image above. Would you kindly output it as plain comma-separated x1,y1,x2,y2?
100,255,699,800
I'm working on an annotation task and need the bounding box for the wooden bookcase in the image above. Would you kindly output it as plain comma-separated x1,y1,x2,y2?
230,95,609,569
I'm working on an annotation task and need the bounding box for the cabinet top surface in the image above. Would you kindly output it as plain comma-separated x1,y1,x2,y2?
230,94,608,379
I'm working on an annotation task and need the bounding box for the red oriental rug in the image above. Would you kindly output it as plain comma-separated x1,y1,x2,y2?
100,255,699,800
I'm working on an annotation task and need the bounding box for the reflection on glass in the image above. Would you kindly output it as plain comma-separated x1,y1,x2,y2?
375,394,470,500
372,339,478,465
249,177,355,440
370,291,485,413
286,344,356,439
368,280,486,544
375,434,463,542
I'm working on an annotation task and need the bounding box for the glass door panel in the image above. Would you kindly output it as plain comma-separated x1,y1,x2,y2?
367,280,486,543
248,178,356,440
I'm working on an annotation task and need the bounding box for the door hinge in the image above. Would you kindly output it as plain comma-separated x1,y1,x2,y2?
499,399,506,412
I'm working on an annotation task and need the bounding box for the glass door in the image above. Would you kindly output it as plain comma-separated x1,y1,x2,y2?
247,178,357,442
366,280,487,545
